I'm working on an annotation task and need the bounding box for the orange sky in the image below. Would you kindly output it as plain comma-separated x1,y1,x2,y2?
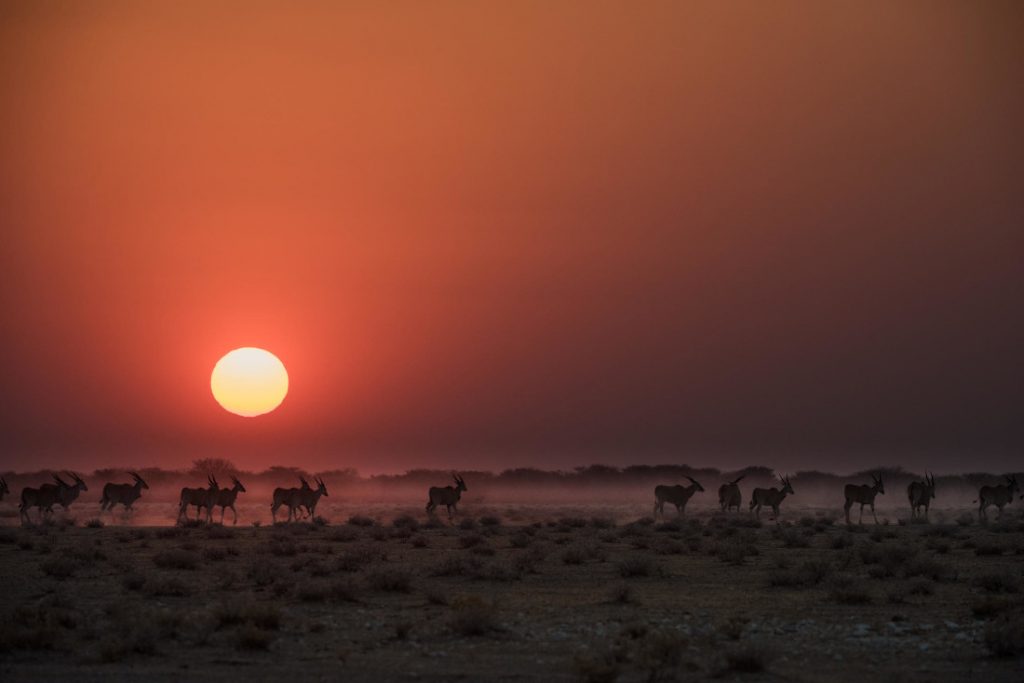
1,1,1022,473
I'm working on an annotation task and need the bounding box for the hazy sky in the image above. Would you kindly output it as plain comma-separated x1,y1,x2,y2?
1,2,1022,474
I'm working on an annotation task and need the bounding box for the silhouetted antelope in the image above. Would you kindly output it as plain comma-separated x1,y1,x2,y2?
843,473,885,525
975,475,1019,522
718,475,744,512
750,475,794,521
100,472,149,514
294,476,328,520
271,477,312,523
426,473,467,520
177,476,219,523
653,476,704,517
0,476,8,501
52,472,88,511
907,472,936,521
19,479,62,524
212,476,247,525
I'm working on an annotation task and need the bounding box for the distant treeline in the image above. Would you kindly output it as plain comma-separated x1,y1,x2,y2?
1,460,1020,505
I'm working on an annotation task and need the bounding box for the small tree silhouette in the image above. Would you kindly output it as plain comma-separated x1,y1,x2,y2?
188,458,238,479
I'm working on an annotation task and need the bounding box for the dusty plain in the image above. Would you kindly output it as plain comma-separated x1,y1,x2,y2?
1,503,1023,682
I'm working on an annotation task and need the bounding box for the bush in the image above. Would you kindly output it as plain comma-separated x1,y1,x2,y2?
479,515,502,527
392,515,419,530
723,644,772,673
767,559,832,588
607,583,634,605
448,597,499,636
153,550,199,570
328,526,360,542
236,625,274,651
41,556,82,578
347,515,376,527
365,567,413,592
829,577,872,605
976,572,1020,594
984,614,1024,657
84,518,104,529
296,581,329,602
459,533,486,549
778,529,810,548
328,578,360,603
617,557,659,578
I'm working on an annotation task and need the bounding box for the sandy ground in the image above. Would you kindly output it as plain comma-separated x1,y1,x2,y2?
1,504,1022,682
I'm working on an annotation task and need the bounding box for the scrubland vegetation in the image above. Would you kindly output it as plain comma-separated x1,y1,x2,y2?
1,502,1023,681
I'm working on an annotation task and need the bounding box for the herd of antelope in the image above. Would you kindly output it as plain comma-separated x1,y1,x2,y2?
4,470,1022,527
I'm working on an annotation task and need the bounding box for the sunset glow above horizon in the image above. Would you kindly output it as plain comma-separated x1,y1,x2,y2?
1,2,1021,474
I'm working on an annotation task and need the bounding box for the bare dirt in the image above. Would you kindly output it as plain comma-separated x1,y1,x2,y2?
1,503,1022,682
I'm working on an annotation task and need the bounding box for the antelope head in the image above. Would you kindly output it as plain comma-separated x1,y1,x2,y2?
729,475,745,486
315,476,328,496
0,477,8,495
299,477,311,490
872,473,885,494
1007,475,1019,495
779,475,794,496
207,475,220,490
231,476,246,493
68,472,88,491
130,472,150,489
453,473,467,492
52,474,71,488
684,475,704,492
926,472,936,499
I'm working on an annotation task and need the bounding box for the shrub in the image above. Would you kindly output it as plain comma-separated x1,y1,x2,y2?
84,518,105,529
122,573,146,591
392,515,419,530
448,596,499,636
723,644,773,673
433,555,481,577
768,560,832,588
829,577,872,605
460,533,486,549
984,614,1024,657
328,578,360,603
153,550,199,570
41,556,82,579
974,542,1005,557
202,547,227,562
562,546,587,565
778,529,811,548
347,515,376,527
327,526,359,542
144,576,192,597
365,567,413,592
509,533,532,549
236,625,274,651
618,557,658,578
479,515,501,527
296,581,329,602
607,583,634,605
976,572,1020,594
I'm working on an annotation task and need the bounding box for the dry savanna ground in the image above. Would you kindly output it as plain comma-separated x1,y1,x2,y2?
1,505,1023,682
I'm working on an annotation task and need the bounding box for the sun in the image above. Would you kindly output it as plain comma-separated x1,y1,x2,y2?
211,347,289,417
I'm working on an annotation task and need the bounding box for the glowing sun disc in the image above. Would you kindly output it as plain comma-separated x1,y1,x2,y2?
211,347,289,417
